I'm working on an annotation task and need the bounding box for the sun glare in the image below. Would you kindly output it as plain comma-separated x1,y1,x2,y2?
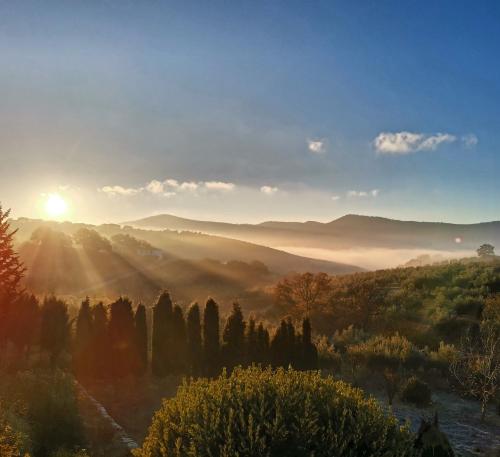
45,194,68,218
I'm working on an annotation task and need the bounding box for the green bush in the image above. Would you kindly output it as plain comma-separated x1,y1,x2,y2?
135,366,417,457
401,377,432,408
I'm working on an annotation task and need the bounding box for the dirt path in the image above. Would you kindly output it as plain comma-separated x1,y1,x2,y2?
75,380,139,456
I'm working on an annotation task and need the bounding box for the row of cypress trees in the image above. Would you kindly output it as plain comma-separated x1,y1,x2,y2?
74,290,318,379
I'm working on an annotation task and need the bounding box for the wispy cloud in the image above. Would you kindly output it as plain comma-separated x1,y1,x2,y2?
260,185,278,195
99,185,141,196
373,131,456,155
204,181,235,191
307,139,326,154
347,189,379,198
331,195,341,201
462,133,478,148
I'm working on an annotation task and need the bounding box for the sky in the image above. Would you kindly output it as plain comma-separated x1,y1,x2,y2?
1,0,500,224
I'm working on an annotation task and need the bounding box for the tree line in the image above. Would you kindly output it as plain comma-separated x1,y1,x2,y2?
73,291,318,379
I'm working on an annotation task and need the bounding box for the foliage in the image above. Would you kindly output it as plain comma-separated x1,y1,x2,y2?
40,297,70,368
401,377,432,407
221,303,246,370
477,244,495,258
414,414,454,457
186,303,203,376
151,291,173,377
203,298,220,377
135,304,148,375
315,335,341,371
135,366,416,457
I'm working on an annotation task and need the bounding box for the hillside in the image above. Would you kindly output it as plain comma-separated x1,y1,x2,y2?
127,213,500,251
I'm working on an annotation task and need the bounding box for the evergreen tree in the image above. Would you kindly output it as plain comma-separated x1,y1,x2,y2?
152,291,173,377
222,303,246,371
74,297,94,377
256,323,270,366
91,302,109,377
301,318,318,370
203,298,220,376
40,296,70,368
285,318,297,367
8,293,40,356
245,317,258,365
135,303,148,375
271,320,288,368
186,302,202,376
108,297,137,378
0,205,25,344
171,305,188,374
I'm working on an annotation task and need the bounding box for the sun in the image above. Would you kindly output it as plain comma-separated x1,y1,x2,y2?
45,194,68,218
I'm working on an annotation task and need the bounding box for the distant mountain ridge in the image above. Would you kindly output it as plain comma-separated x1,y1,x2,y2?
126,213,500,251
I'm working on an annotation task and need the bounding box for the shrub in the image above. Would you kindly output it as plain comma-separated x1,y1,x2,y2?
135,366,417,457
401,377,432,408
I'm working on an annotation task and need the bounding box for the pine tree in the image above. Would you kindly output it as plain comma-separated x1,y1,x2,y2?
171,305,187,374
135,303,148,375
74,297,94,377
203,298,220,377
40,296,70,368
222,303,246,371
8,293,39,356
108,297,137,378
0,205,25,344
186,302,202,376
301,318,318,370
152,291,173,377
285,318,297,367
271,320,288,368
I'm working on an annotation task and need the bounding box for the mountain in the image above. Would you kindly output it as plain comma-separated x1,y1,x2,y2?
126,213,500,251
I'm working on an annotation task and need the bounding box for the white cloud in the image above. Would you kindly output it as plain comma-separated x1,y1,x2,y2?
308,139,326,154
164,179,179,188
331,195,341,201
204,181,235,191
179,181,199,191
347,189,379,198
260,185,278,195
373,131,456,155
99,185,141,196
145,180,164,194
462,133,478,148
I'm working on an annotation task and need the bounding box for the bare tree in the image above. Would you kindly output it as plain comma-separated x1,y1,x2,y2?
450,320,500,421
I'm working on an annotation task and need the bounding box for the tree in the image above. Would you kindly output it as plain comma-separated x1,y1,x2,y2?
203,298,220,377
245,317,258,365
477,243,495,258
7,293,40,356
40,296,70,368
73,228,112,252
256,323,270,366
221,303,246,371
274,272,331,317
301,318,318,370
108,297,137,377
74,297,94,377
450,318,499,421
171,305,187,374
0,205,25,344
135,303,148,375
186,302,202,376
91,302,109,377
152,291,173,377
135,367,416,457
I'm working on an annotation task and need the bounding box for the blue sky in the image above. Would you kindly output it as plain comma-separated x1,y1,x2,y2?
1,0,499,223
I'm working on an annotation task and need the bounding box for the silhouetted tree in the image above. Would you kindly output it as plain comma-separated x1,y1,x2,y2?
271,320,289,368
40,296,70,368
171,305,187,374
222,303,246,371
74,227,112,252
256,323,270,366
108,297,137,378
0,205,25,345
477,243,495,258
301,318,318,370
152,291,173,377
245,317,258,365
91,302,109,377
186,302,202,376
135,303,148,375
203,298,220,376
8,293,40,356
74,297,94,377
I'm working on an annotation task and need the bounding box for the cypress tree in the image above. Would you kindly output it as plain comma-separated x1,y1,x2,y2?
135,303,148,375
108,297,137,378
271,320,288,368
186,302,202,376
152,291,173,377
74,297,94,377
245,317,258,365
171,305,187,374
256,323,270,366
302,318,318,370
91,302,108,378
222,303,246,371
203,298,220,377
285,318,297,367
40,296,70,369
